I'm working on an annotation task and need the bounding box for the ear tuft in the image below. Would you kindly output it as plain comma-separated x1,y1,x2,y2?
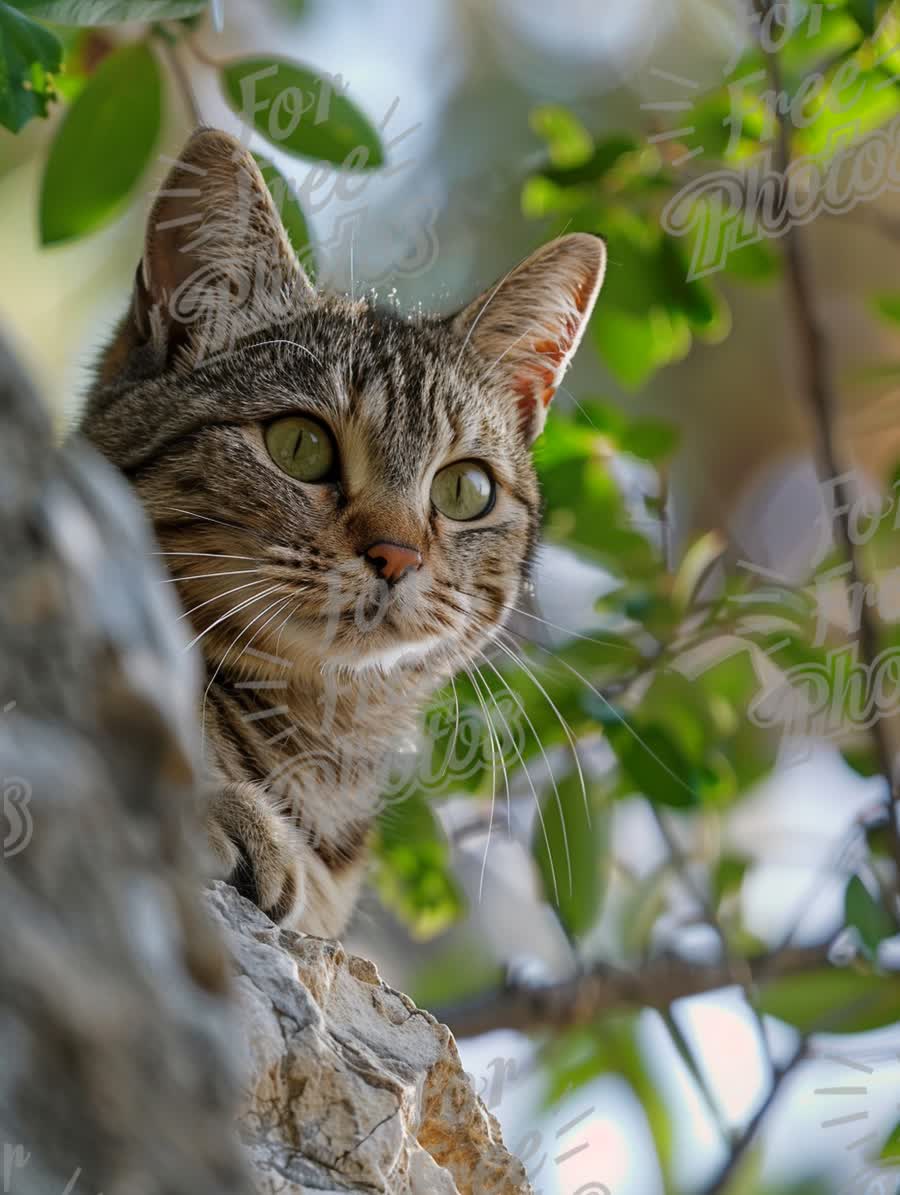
131,128,314,367
451,233,606,441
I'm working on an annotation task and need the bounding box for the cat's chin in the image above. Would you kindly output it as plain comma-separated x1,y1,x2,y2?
271,615,450,679
324,633,448,676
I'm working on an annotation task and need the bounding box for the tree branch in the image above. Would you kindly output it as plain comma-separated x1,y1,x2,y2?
758,8,900,875
156,34,202,127
435,944,830,1038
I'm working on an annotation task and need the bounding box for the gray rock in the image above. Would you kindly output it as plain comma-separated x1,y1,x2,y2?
0,331,249,1195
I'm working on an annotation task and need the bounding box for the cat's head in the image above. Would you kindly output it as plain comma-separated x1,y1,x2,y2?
82,129,605,683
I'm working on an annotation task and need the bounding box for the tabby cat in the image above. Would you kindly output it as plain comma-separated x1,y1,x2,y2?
80,129,606,937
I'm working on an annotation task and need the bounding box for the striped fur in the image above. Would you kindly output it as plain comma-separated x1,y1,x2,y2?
79,130,605,937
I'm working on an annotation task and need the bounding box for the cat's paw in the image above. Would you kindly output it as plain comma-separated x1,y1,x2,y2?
205,782,301,924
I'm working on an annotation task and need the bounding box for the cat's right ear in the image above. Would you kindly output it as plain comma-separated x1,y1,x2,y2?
450,233,605,443
116,128,314,374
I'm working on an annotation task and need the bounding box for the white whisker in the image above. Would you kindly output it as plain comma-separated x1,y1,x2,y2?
462,664,500,903
159,505,265,538
223,337,323,368
501,599,634,652
273,599,302,660
201,593,293,743
476,649,571,899
472,662,513,833
234,591,305,675
185,584,286,653
455,262,519,369
553,649,697,805
492,632,591,829
482,328,533,384
179,576,275,621
511,631,698,807
154,550,264,562
162,567,263,584
433,674,462,784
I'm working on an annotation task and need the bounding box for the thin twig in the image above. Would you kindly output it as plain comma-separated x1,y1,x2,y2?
157,35,202,127
700,1039,808,1195
662,1006,734,1148
185,34,225,69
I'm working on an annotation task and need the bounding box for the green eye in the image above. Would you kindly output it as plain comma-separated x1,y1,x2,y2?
265,416,335,483
431,461,494,521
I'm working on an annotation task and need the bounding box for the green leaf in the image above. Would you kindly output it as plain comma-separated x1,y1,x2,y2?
251,151,315,273
617,415,679,463
658,233,727,336
531,773,609,939
686,90,767,164
779,5,861,73
605,717,700,809
841,744,880,777
51,26,99,102
599,672,714,809
373,791,464,940
0,1,61,133
539,134,637,186
880,1120,900,1162
593,303,682,389
10,0,206,20
589,210,726,388
563,397,678,463
39,41,161,244
529,103,593,169
872,293,900,325
220,58,383,168
846,0,877,35
680,197,780,284
844,874,896,956
713,854,749,905
795,61,900,159
672,530,727,612
758,967,900,1034
535,408,661,576
621,862,670,956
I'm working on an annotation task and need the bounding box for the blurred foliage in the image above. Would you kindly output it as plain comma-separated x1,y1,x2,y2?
0,0,381,256
4,1,900,1192
880,1120,900,1161
40,40,161,241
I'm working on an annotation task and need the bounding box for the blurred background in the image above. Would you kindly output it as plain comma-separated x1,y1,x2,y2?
3,1,900,1192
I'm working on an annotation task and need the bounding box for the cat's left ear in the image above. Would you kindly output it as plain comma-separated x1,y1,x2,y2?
124,128,315,370
450,233,605,442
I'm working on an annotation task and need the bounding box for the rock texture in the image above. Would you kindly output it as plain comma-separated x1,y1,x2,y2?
0,332,250,1193
207,882,532,1195
0,330,530,1195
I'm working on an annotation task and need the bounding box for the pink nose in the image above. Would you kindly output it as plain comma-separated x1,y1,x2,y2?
364,541,423,584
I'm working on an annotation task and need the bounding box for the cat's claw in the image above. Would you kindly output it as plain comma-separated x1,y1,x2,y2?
206,782,301,924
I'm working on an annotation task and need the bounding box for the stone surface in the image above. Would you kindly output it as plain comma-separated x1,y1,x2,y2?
207,883,533,1195
0,332,250,1194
